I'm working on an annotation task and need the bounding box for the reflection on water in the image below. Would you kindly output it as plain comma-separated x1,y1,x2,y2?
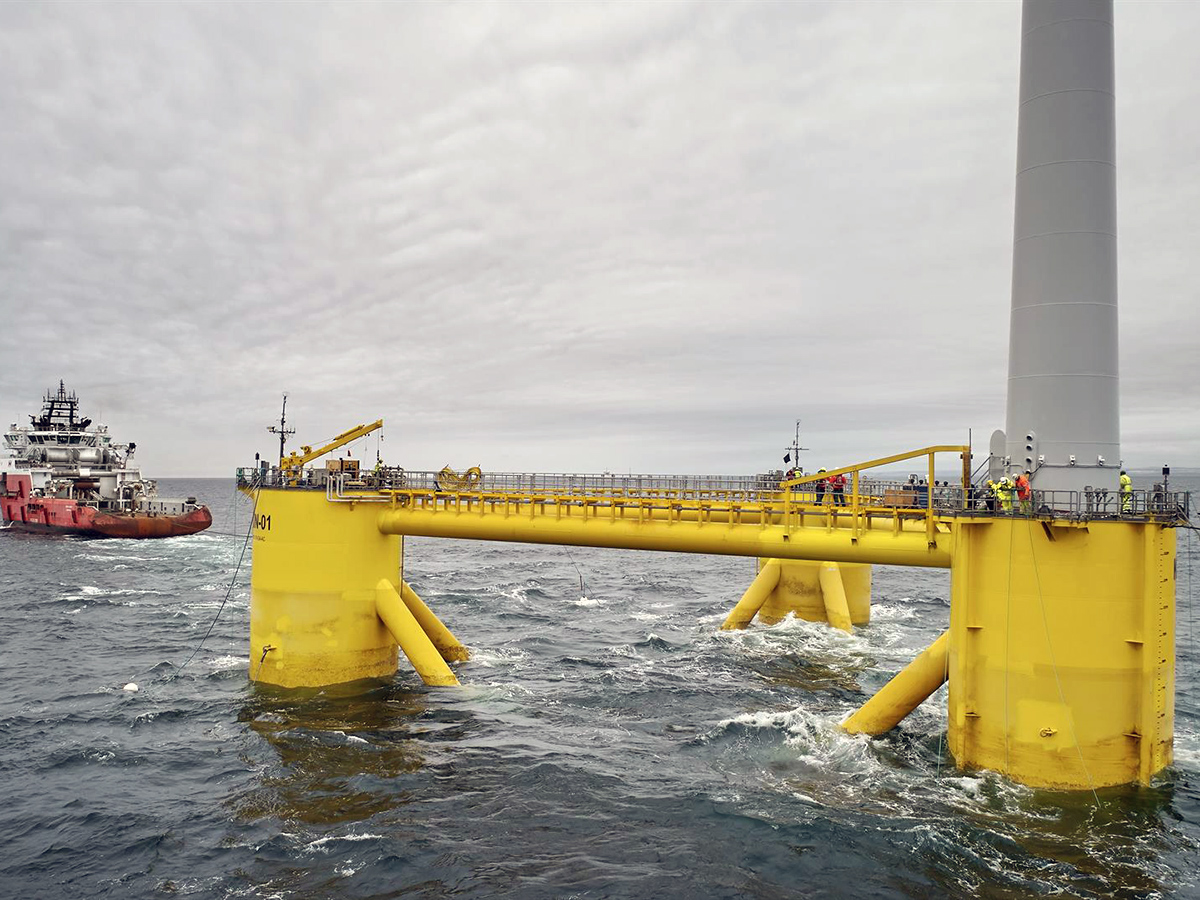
912,758,1181,898
233,681,437,825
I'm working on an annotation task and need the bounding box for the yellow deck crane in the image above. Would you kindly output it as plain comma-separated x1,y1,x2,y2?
280,419,383,481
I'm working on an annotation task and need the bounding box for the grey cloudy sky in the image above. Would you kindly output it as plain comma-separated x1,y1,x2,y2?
2,1,1197,477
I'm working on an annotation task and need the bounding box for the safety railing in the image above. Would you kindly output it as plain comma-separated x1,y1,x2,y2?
237,457,1190,531
308,447,976,547
960,486,1190,523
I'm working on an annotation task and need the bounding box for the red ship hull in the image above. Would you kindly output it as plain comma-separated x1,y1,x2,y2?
1,475,212,539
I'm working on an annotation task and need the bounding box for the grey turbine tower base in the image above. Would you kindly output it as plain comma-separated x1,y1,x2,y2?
1005,0,1120,495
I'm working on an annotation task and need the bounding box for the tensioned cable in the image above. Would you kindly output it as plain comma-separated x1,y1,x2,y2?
563,547,585,593
171,479,260,678
1025,519,1100,805
936,641,949,778
1187,527,1196,678
1005,518,1015,776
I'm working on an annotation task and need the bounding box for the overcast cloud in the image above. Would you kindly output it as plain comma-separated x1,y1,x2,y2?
1,0,1197,477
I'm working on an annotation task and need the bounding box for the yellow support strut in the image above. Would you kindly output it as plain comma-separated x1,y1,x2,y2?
818,562,853,633
842,630,949,735
375,579,459,686
399,580,469,663
721,560,781,630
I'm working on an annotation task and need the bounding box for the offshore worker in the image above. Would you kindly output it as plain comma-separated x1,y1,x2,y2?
984,479,997,512
830,470,847,505
1015,469,1032,514
815,469,827,506
1120,469,1133,513
997,475,1014,513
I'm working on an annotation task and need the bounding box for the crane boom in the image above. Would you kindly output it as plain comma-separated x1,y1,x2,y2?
281,419,383,475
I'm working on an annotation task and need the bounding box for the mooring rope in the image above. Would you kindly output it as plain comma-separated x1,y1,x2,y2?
171,479,260,678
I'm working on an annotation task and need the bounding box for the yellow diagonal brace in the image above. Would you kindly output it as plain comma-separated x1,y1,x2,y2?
375,579,459,686
721,560,781,630
842,630,949,734
400,580,469,662
818,563,852,633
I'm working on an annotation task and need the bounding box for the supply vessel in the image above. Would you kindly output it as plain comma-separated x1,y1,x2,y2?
0,382,211,538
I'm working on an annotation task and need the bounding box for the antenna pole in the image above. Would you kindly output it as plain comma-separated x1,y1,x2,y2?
267,393,296,465
785,419,810,472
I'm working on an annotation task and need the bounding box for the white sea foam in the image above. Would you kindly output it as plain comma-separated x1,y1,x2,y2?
304,832,383,852
630,609,664,623
67,586,164,600
467,646,529,668
869,602,918,622
1171,729,1200,770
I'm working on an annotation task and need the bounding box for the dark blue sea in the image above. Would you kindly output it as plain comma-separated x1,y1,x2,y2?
2,474,1199,899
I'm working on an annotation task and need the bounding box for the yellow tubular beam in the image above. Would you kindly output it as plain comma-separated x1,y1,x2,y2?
374,579,459,686
818,563,852,633
400,580,470,662
721,560,781,630
375,509,952,568
842,630,949,734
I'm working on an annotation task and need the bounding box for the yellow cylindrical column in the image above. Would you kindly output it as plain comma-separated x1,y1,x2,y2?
842,630,949,734
400,580,469,662
249,488,403,687
755,560,871,627
758,560,823,625
721,560,781,630
376,580,459,686
947,518,1175,789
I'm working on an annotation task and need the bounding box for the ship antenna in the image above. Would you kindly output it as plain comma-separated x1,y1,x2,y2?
266,392,295,465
